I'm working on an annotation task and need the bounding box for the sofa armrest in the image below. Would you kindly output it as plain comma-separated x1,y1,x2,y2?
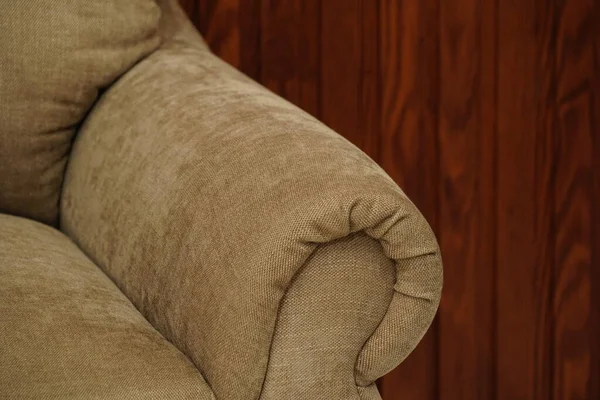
60,7,442,399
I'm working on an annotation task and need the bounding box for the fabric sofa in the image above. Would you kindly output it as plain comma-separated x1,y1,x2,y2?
0,0,443,398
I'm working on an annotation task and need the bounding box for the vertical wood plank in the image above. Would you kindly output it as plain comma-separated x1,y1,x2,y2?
319,1,362,148
179,0,198,23
195,0,241,67
496,0,556,398
553,0,596,398
238,0,262,80
377,0,439,247
319,0,380,159
260,0,320,116
378,1,439,398
591,3,600,398
358,0,381,161
194,0,261,77
194,0,213,39
437,0,496,398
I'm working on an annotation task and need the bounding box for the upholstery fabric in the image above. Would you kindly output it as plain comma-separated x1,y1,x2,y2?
260,233,395,399
155,0,209,48
0,0,161,226
59,3,443,398
0,213,214,400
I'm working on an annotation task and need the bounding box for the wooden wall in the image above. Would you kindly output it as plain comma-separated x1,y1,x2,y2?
179,1,600,399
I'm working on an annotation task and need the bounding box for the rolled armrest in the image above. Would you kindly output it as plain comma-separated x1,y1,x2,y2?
60,5,442,399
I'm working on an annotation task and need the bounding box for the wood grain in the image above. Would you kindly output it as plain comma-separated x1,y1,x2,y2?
357,0,380,161
260,0,319,115
496,0,556,398
194,0,261,77
377,1,439,399
196,0,241,67
237,0,262,80
319,1,362,148
591,2,600,398
178,0,197,20
437,0,496,398
553,0,596,398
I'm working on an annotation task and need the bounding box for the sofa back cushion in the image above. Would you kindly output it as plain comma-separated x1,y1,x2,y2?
0,0,162,226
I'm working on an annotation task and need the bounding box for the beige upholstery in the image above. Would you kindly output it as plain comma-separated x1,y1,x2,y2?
0,0,443,399
260,233,396,399
0,0,160,226
0,214,214,399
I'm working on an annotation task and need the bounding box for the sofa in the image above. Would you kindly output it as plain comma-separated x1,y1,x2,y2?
0,0,443,398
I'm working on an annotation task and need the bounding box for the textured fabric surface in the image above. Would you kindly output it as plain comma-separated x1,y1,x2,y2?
155,0,208,48
0,0,161,226
260,233,395,399
0,213,215,400
60,2,443,398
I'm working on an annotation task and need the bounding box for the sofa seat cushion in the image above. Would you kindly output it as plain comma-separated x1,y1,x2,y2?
0,214,214,400
0,0,161,226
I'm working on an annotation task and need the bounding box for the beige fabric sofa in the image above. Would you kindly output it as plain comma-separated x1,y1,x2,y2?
0,1,443,399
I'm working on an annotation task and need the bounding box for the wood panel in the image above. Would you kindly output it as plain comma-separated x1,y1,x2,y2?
190,0,261,78
553,0,597,398
437,0,495,398
591,3,600,398
377,1,440,399
260,0,319,115
188,1,600,398
320,0,360,143
178,0,197,18
357,0,381,161
496,0,556,398
319,0,381,158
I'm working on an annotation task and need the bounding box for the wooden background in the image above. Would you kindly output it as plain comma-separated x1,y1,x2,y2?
179,1,599,399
